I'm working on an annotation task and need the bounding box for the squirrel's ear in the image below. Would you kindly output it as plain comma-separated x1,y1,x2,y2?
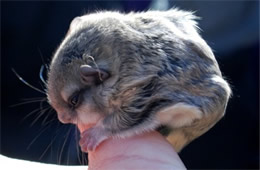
80,65,109,85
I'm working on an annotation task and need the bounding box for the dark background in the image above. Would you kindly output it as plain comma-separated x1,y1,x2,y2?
1,1,259,169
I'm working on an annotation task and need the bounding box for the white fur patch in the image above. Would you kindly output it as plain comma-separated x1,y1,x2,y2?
157,103,202,128
76,104,103,126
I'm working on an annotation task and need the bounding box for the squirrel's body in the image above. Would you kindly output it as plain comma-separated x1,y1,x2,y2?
47,9,231,152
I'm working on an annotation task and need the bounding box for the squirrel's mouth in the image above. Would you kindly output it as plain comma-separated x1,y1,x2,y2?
77,123,96,133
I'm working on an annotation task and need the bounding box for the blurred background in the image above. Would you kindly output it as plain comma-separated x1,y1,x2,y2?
1,0,259,169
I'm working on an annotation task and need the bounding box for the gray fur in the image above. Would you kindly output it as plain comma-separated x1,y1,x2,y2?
47,9,231,152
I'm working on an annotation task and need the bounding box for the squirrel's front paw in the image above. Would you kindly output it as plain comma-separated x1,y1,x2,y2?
79,126,109,152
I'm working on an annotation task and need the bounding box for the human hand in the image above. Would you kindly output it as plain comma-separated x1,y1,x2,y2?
78,126,186,170
0,130,186,170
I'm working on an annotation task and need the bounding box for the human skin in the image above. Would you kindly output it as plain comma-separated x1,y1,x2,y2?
78,125,186,170
0,130,186,170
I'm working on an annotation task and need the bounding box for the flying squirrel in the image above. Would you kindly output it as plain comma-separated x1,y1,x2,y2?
47,9,231,153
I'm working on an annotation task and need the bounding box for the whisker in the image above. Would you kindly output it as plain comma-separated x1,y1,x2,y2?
37,48,50,74
42,118,56,127
38,136,56,161
37,48,46,65
37,49,48,88
58,126,72,164
39,82,47,94
11,68,46,94
41,108,55,126
75,128,82,164
27,123,52,150
39,65,47,86
39,121,64,162
38,122,63,161
66,126,75,165
21,97,46,101
39,95,46,114
66,139,70,165
30,107,50,127
29,97,52,126
10,98,46,107
75,121,82,165
20,107,44,123
83,150,87,165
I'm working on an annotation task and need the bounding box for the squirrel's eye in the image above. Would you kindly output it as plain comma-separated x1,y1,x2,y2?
69,92,80,108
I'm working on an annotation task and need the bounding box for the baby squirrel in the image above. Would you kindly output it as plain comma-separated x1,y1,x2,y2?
47,9,231,152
